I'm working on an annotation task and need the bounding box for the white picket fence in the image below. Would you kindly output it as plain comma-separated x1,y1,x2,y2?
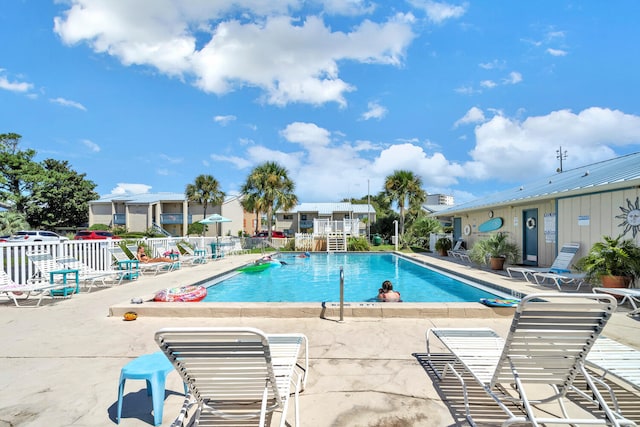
0,236,255,283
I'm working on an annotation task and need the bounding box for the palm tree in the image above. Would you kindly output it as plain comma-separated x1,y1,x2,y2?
0,210,29,235
185,174,225,235
384,170,427,237
241,162,297,236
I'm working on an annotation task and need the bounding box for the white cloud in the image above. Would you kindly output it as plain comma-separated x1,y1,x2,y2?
546,48,567,57
81,139,100,152
280,122,332,148
0,75,33,92
466,107,640,182
479,59,504,70
454,106,485,127
110,183,152,195
210,153,253,169
54,3,415,107
213,115,236,125
50,97,87,111
409,0,468,24
361,101,388,120
503,71,522,85
480,80,496,88
159,154,183,164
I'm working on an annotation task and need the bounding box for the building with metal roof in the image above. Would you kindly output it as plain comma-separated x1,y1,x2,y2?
88,192,254,237
275,202,376,236
433,152,640,268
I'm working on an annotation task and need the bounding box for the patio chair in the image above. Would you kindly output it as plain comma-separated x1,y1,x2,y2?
163,242,202,266
593,287,640,316
0,269,65,307
25,251,79,297
586,336,640,418
121,244,176,275
425,293,636,426
177,242,208,264
532,271,586,291
506,242,580,282
155,327,308,427
55,255,126,292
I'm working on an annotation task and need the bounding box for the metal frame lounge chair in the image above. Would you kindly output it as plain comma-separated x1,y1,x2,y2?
425,293,636,426
155,327,308,427
113,245,175,276
506,242,580,282
0,269,65,307
586,336,640,419
25,251,80,298
177,242,208,264
532,271,586,291
55,255,126,292
593,287,640,316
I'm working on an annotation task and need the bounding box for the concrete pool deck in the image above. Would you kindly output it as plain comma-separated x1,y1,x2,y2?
1,251,639,426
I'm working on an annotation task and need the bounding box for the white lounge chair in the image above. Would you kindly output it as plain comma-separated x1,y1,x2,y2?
163,242,203,266
0,269,65,307
425,293,635,426
114,245,175,276
532,271,586,291
506,242,580,282
177,242,208,264
155,327,308,427
593,287,640,316
586,336,640,418
26,251,79,297
55,256,126,292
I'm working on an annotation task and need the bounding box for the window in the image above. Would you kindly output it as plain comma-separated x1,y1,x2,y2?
283,214,293,220
301,214,307,220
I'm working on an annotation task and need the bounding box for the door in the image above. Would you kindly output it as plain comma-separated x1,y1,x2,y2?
522,209,538,266
453,217,462,243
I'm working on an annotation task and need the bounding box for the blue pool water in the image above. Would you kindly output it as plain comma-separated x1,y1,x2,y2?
200,253,503,303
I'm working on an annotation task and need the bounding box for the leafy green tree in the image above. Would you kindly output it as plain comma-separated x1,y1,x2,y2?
0,133,43,213
0,210,29,235
241,162,297,236
383,170,427,237
185,174,225,234
24,159,99,228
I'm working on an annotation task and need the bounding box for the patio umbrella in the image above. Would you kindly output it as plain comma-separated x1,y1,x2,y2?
199,214,232,238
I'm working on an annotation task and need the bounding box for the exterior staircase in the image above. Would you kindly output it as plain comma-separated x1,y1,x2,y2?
327,233,346,252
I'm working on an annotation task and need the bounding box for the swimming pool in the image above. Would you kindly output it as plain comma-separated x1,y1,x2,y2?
200,253,506,303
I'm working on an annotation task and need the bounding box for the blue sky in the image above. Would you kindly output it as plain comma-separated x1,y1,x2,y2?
2,1,640,204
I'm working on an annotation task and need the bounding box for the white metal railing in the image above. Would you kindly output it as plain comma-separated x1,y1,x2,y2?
0,236,253,283
313,219,361,236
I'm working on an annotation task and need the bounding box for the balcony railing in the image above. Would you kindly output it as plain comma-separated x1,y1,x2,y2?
113,214,125,225
160,213,192,224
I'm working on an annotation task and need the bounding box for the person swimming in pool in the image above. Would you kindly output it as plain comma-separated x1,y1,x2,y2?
377,280,401,302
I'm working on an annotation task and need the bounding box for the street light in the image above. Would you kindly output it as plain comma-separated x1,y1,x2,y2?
393,220,398,251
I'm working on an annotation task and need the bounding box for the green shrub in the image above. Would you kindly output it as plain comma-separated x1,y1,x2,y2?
348,237,370,251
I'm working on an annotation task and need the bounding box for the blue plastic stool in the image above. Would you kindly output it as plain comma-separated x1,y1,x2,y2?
117,351,185,426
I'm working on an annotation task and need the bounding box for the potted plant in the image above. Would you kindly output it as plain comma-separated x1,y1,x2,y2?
469,232,520,270
435,237,452,256
575,235,640,288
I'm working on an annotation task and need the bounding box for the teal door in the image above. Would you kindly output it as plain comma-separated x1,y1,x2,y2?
522,209,538,266
453,217,462,242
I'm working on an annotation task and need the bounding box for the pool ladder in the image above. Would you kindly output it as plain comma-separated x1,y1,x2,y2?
339,266,344,322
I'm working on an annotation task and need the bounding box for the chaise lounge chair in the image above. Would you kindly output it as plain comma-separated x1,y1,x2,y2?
506,242,580,282
425,293,636,426
593,287,640,316
55,256,126,292
586,336,640,419
532,271,586,291
0,269,66,307
155,327,308,427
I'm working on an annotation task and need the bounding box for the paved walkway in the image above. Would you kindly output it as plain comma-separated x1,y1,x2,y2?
1,252,638,426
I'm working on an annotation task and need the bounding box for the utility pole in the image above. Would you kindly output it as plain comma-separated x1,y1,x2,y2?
556,146,568,172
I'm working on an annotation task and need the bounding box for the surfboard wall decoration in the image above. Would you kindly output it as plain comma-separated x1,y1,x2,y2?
478,217,504,232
